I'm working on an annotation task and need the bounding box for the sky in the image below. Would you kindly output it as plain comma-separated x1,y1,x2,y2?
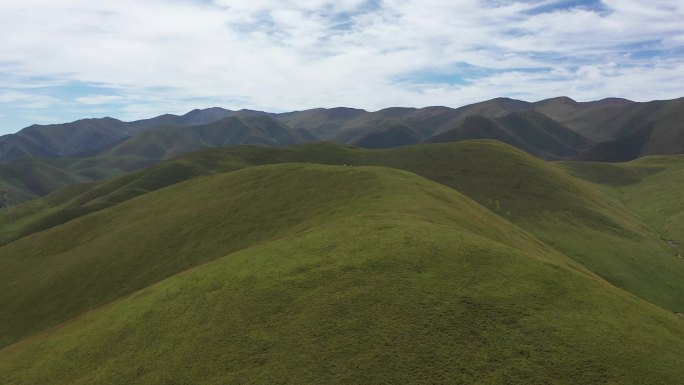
1,0,683,134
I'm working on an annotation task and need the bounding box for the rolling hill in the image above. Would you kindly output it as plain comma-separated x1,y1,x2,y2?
2,141,683,314
1,163,684,384
560,154,684,254
0,96,682,206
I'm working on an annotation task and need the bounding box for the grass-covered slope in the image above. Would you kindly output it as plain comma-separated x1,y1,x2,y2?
561,155,684,255
1,164,684,384
0,164,423,347
350,143,684,312
0,160,89,205
618,156,684,247
0,156,156,207
2,141,683,312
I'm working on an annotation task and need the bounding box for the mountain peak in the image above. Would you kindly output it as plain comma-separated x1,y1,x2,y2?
536,96,578,105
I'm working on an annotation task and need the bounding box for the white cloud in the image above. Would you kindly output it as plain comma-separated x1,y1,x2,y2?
0,91,61,108
73,95,128,105
0,0,683,131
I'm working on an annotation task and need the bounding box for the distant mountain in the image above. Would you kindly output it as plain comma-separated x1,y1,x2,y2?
275,97,535,143
346,119,423,149
3,96,681,164
276,107,367,139
532,96,636,132
428,110,592,159
533,97,684,161
125,107,270,133
106,116,304,161
0,96,682,205
0,108,273,162
0,118,129,161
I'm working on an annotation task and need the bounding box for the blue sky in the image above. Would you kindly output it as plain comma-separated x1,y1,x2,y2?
1,0,683,134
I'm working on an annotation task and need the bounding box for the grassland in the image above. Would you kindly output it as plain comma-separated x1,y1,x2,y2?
561,154,684,255
2,141,682,312
1,164,684,384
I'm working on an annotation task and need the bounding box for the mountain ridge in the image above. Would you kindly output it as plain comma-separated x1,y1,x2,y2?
0,96,682,205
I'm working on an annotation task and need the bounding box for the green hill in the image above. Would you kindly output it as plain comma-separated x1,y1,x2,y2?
1,164,684,384
560,155,684,256
0,156,156,206
2,141,683,314
0,162,563,349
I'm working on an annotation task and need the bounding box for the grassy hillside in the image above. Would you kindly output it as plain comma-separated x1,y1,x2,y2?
353,143,684,312
0,163,560,348
1,164,684,384
2,141,683,314
0,160,89,205
0,156,155,207
561,155,684,256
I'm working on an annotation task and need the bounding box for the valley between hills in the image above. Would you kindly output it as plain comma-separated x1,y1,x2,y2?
0,97,683,384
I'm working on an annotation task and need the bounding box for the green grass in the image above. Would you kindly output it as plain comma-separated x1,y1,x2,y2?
1,164,684,384
0,155,155,209
562,154,684,251
0,162,561,347
2,141,683,313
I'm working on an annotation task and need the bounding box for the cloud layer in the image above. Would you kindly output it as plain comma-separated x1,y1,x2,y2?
1,0,683,133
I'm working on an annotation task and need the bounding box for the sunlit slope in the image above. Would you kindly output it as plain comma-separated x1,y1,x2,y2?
359,142,684,311
561,155,684,256
1,165,684,384
620,156,684,247
2,141,682,311
0,163,564,349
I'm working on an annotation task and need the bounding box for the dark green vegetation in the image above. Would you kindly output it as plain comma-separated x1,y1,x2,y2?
561,155,684,254
0,155,156,205
0,140,684,383
428,110,591,158
1,96,683,206
2,141,683,312
1,93,683,384
537,97,684,161
1,161,684,384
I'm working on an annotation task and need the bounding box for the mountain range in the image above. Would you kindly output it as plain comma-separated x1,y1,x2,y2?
1,96,682,207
